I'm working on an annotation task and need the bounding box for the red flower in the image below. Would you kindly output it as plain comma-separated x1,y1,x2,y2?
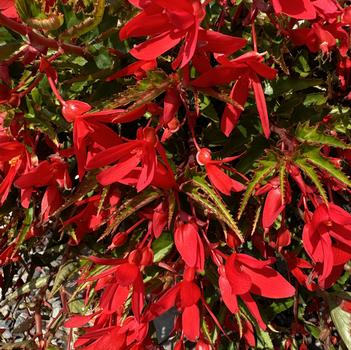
290,23,349,56
0,0,19,20
150,200,169,238
120,0,206,68
255,177,290,231
272,0,316,20
42,59,162,180
192,29,247,73
302,203,351,288
283,252,317,291
87,127,162,192
64,189,121,245
0,139,30,205
174,220,205,272
106,59,157,81
146,267,201,342
220,253,295,329
87,248,153,322
63,102,157,180
67,314,149,350
196,148,245,195
120,0,246,69
192,52,277,138
14,157,71,221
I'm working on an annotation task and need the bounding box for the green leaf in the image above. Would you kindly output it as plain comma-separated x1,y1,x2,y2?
296,122,351,149
238,152,277,219
100,188,162,240
1,276,50,306
293,51,311,77
60,0,105,40
303,93,327,107
94,48,113,70
256,327,274,350
72,56,88,67
327,292,351,349
51,171,98,217
271,77,324,96
293,157,328,203
109,70,171,109
51,260,80,296
182,176,243,242
15,206,34,249
152,231,174,263
302,146,351,188
0,341,38,349
0,42,22,60
304,322,321,340
262,298,294,321
0,27,15,43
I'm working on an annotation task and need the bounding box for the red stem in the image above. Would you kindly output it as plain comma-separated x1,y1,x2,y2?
48,76,66,106
0,14,88,56
251,22,257,52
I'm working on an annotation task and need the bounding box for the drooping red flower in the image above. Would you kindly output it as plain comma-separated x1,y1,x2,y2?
290,22,349,56
86,248,153,322
192,51,277,138
106,59,157,81
145,267,201,342
119,0,247,69
64,188,121,245
196,148,245,195
302,203,351,288
66,313,149,350
255,176,291,231
174,219,205,272
272,0,316,20
0,0,19,20
87,127,166,192
120,0,206,68
283,252,317,291
220,253,295,329
14,157,72,221
0,139,30,205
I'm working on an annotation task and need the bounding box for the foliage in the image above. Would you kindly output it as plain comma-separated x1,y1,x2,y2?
0,0,351,349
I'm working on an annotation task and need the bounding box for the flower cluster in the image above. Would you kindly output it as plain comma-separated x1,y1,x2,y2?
0,0,351,349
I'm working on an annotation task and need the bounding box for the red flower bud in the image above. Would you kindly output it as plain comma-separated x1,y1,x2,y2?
61,100,91,122
196,148,211,165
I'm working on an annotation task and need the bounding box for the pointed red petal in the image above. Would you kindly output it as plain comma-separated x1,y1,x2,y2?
199,29,247,55
178,25,199,68
219,275,239,313
243,264,295,298
130,31,183,61
191,66,242,87
251,73,271,139
115,263,140,287
132,273,145,322
272,0,316,19
182,304,200,342
64,313,97,328
97,154,141,186
241,293,266,330
225,254,253,295
221,76,249,136
119,12,169,40
180,281,201,307
86,141,140,169
328,203,351,225
262,187,284,229
174,222,200,268
206,164,245,195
